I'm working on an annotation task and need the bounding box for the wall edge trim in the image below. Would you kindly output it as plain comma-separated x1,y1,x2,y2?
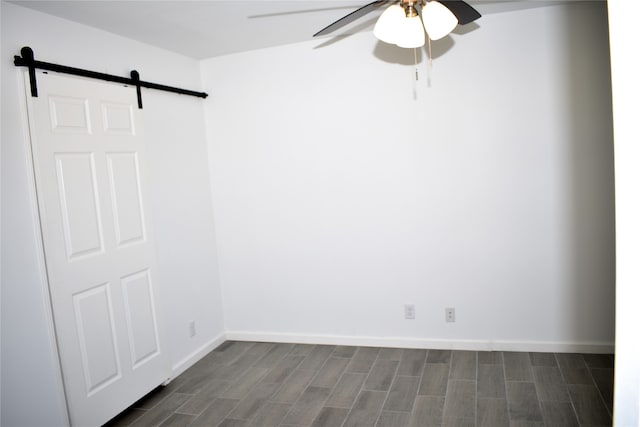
169,332,226,380
225,331,614,354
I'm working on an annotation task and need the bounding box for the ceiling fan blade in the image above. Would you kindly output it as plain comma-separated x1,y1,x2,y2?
313,0,393,37
439,0,481,25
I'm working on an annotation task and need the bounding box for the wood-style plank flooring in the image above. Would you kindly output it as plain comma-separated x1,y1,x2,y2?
105,341,614,427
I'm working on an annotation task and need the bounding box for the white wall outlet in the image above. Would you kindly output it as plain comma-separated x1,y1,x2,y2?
189,320,196,337
445,308,456,323
404,304,415,320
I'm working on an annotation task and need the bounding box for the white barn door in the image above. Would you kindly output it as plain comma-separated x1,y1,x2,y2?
25,72,171,426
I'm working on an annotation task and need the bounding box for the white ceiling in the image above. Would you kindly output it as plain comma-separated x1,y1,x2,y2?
10,0,563,59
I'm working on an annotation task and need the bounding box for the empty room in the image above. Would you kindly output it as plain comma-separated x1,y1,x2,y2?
1,1,638,426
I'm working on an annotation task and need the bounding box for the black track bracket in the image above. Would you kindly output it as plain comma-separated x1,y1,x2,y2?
13,46,208,109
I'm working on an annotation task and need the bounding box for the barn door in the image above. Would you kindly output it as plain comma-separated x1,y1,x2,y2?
25,71,171,426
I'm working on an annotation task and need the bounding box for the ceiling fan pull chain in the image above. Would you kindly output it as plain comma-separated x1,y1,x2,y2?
414,47,419,80
428,35,433,69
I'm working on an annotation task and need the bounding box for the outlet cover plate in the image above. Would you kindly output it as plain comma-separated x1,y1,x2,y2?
404,304,415,320
445,308,455,323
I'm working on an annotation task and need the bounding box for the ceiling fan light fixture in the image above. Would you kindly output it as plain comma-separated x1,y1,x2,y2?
395,14,426,48
373,4,405,44
422,0,458,41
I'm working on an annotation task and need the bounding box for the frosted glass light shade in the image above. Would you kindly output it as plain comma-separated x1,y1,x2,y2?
395,15,426,48
422,1,458,40
373,4,405,44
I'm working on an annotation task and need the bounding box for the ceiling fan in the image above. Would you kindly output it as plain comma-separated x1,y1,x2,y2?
313,0,481,49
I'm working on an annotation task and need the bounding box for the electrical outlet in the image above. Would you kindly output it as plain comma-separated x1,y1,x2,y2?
445,308,456,323
404,304,415,320
189,320,196,337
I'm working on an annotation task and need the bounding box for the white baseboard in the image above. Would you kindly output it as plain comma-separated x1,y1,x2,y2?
169,332,226,380
163,330,613,382
225,331,614,354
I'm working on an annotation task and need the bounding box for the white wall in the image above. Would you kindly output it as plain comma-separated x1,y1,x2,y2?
1,3,225,425
202,2,615,352
608,2,640,425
